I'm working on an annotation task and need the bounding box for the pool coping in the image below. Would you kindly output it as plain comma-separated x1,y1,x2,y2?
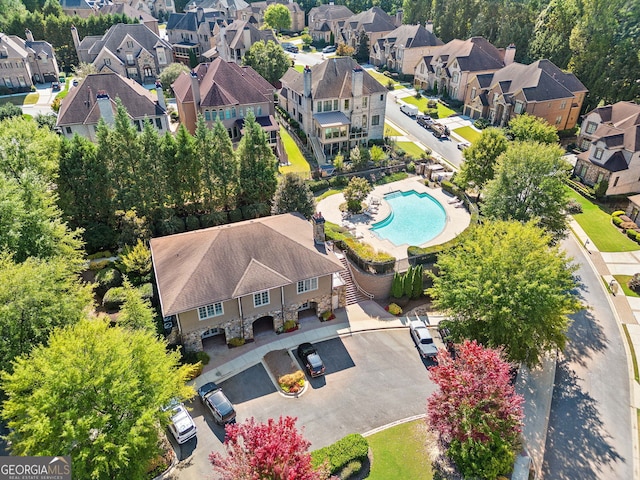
316,176,472,260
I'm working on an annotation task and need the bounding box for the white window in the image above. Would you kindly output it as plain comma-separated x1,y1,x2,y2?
585,121,597,134
297,277,318,294
126,53,135,65
254,290,270,307
555,115,562,125
157,48,167,65
452,72,459,83
594,148,603,160
560,100,567,109
420,63,424,74
198,302,223,320
104,58,111,66
371,115,380,126
362,97,368,108
471,87,476,99
514,101,524,114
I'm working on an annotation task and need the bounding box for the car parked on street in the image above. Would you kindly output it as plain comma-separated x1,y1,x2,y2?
409,317,438,360
164,401,197,444
281,42,299,53
457,141,471,150
297,342,326,377
417,115,433,129
51,81,61,91
322,45,337,54
197,382,236,425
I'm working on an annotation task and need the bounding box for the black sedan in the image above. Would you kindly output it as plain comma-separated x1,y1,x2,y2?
297,342,326,377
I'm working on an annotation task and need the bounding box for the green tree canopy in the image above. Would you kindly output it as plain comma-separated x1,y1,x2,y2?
455,127,508,193
429,220,580,367
243,40,291,86
117,279,156,331
1,319,195,480
508,113,559,144
482,141,569,239
158,62,191,93
343,176,372,213
272,173,315,219
263,3,292,31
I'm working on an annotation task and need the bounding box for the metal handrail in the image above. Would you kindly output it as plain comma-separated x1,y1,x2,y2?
342,253,375,300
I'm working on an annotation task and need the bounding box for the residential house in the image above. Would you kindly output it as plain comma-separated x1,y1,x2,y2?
308,3,353,43
279,56,388,162
60,0,102,18
111,0,176,20
56,72,170,141
237,0,305,32
464,59,587,129
213,20,276,64
337,7,400,63
0,31,60,91
72,23,173,85
184,0,249,19
98,4,160,35
573,101,640,196
371,22,443,75
172,57,279,150
150,212,346,352
416,36,513,102
166,8,228,65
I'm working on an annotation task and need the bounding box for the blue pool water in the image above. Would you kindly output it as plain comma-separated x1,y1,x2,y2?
371,190,446,246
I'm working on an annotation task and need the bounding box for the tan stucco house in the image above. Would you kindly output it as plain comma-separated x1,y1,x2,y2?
151,213,346,352
371,23,443,75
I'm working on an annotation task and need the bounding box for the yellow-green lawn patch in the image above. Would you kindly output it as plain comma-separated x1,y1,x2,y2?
614,275,640,298
401,95,456,118
384,122,402,137
366,69,402,89
279,126,311,177
453,125,481,143
397,141,426,159
293,64,305,73
24,92,39,105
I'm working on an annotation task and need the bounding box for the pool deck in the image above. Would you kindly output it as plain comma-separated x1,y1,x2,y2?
316,176,471,260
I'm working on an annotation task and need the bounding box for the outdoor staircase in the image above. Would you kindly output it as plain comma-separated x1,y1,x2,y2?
338,256,369,305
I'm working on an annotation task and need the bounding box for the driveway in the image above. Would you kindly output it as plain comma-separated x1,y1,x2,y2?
165,330,437,480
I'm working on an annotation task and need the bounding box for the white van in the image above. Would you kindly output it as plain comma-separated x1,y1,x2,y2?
400,104,419,117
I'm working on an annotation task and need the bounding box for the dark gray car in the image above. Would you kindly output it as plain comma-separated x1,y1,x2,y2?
197,382,236,425
297,342,326,377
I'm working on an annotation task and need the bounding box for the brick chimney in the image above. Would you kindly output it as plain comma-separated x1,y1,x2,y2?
504,43,516,65
70,25,80,51
425,20,433,33
312,212,326,245
395,8,403,27
190,70,201,108
351,64,363,100
155,80,166,111
303,65,312,97
25,29,34,42
96,91,115,125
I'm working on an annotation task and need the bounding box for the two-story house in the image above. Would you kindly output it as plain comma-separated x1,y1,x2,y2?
338,7,399,62
172,57,279,148
98,4,160,35
185,0,249,19
150,212,346,352
56,72,170,141
213,20,276,64
416,36,513,102
279,57,388,162
166,8,228,65
72,23,173,85
371,23,443,75
464,59,587,129
237,0,305,32
573,101,640,196
0,31,59,91
308,3,353,43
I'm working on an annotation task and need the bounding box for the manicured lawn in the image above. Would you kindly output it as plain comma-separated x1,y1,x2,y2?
384,122,402,137
366,69,402,90
367,420,433,480
401,95,456,118
23,92,39,105
55,79,72,101
0,94,27,106
397,141,426,159
614,275,639,297
278,126,311,177
453,125,481,143
315,188,342,200
566,188,639,252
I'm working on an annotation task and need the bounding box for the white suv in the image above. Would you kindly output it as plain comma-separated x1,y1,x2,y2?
165,402,197,444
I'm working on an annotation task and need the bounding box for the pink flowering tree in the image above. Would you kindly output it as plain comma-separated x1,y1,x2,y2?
209,416,328,480
427,340,524,479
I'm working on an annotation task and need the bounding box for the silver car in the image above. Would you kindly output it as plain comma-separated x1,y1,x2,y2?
409,317,438,360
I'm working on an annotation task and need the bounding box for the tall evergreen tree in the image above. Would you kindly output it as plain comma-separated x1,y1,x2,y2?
210,119,238,211
139,120,167,220
174,124,201,207
272,173,315,219
237,112,278,207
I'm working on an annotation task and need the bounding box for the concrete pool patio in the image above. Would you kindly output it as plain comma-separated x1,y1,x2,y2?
316,176,471,260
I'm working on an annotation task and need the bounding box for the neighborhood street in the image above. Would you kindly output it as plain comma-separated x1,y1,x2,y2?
542,236,634,479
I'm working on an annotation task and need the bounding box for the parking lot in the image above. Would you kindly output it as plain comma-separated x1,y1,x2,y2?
166,329,439,480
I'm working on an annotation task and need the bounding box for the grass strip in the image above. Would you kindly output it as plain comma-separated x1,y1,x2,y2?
623,324,639,383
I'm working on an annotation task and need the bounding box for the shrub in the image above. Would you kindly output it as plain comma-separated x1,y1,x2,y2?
185,215,200,231
200,211,228,227
407,161,416,173
278,370,305,393
228,337,245,347
388,303,402,315
95,266,123,296
308,179,330,192
427,99,437,109
340,460,363,479
228,208,243,222
474,118,489,129
87,250,114,260
594,180,608,198
283,319,298,331
89,259,111,271
414,91,422,99
425,108,439,118
627,229,638,240
612,210,626,217
182,350,210,366
629,274,640,293
566,199,583,214
138,282,153,301
621,221,638,230
311,434,369,475
441,180,464,198
103,286,127,311
612,216,623,227
329,175,349,187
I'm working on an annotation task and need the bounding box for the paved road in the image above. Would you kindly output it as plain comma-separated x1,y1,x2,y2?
542,236,633,479
167,330,437,480
384,96,464,169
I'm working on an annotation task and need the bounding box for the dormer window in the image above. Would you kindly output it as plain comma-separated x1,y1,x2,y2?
594,148,604,160
585,121,597,134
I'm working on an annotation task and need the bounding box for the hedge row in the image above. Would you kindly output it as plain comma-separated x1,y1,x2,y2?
103,283,153,311
311,434,369,475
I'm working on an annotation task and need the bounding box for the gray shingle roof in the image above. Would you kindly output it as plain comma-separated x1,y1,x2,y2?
435,37,504,72
83,23,171,60
56,72,165,127
280,57,387,100
309,4,353,21
99,4,156,23
381,24,443,48
150,213,345,316
345,7,396,33
172,57,274,107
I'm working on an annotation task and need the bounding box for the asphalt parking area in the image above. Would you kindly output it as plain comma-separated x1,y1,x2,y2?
172,330,437,480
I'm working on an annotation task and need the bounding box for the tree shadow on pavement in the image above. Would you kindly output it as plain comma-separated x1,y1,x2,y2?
542,360,624,479
562,308,607,368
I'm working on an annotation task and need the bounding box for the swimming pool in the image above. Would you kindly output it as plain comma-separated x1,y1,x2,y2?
371,190,446,246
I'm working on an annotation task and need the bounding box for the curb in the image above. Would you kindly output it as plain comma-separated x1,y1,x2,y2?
362,414,426,437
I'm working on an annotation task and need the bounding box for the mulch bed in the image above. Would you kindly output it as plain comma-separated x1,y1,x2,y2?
263,349,299,380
